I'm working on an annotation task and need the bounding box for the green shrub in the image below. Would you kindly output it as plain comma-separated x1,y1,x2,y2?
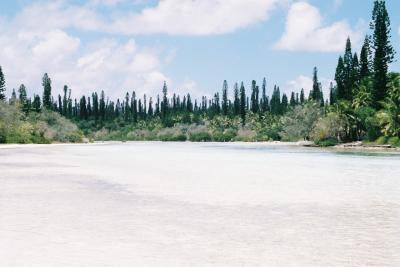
376,136,389,145
311,112,348,144
187,125,212,142
126,129,156,141
189,131,212,142
388,136,400,147
354,107,379,140
234,128,257,142
157,128,187,141
280,102,323,141
212,128,237,142
31,110,83,143
315,138,339,147
364,116,381,141
6,123,34,144
258,124,281,141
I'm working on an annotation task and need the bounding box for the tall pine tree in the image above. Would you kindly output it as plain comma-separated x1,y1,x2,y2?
335,56,346,100
239,82,246,125
222,80,229,115
42,73,52,109
360,35,372,80
0,66,6,101
343,38,354,100
261,78,269,112
310,67,323,103
250,80,259,113
370,0,395,108
233,82,240,116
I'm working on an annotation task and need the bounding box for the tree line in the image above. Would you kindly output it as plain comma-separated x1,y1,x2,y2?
4,71,311,127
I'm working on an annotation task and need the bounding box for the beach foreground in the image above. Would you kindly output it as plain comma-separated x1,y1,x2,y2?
1,142,400,266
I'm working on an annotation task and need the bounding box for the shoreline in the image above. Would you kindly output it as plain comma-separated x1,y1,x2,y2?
0,140,297,149
1,140,399,153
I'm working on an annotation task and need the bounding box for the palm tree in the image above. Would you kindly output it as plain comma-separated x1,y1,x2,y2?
352,78,373,109
377,74,400,137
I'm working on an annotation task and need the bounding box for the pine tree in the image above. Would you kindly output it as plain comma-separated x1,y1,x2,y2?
18,84,27,103
131,91,138,123
18,84,29,113
0,66,5,100
351,53,360,86
310,67,323,103
87,97,92,118
335,56,346,100
370,0,395,108
289,92,296,107
79,96,88,120
33,94,41,112
138,98,142,119
281,93,288,113
233,82,240,116
99,90,106,121
143,94,147,120
68,98,73,118
61,86,67,116
270,86,281,115
250,80,259,113
194,99,198,113
300,88,305,104
187,93,193,113
42,73,52,109
320,90,325,107
222,80,228,115
239,82,246,125
9,89,17,105
148,97,154,116
261,78,268,112
92,92,99,121
360,35,372,80
343,38,354,100
155,95,160,115
58,95,62,114
329,82,337,104
161,81,168,119
115,99,121,118
213,92,220,115
124,92,130,122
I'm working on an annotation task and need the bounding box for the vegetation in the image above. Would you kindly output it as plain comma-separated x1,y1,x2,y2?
0,0,398,147
0,101,82,144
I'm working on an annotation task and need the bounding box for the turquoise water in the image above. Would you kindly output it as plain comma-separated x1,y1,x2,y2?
1,143,399,266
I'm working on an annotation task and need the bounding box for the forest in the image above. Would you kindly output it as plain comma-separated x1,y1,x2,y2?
0,0,399,146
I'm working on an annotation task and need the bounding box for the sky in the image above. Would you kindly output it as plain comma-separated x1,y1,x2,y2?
0,0,399,100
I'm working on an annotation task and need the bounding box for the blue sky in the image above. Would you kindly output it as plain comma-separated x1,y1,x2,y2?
0,0,399,99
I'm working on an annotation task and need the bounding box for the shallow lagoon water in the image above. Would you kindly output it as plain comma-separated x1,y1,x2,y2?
1,142,400,266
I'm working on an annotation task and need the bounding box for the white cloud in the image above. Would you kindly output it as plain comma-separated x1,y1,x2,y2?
275,2,363,52
88,0,125,6
31,30,81,64
0,26,170,99
283,75,333,99
13,2,105,33
88,0,147,6
110,0,282,35
14,0,284,36
13,0,284,36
